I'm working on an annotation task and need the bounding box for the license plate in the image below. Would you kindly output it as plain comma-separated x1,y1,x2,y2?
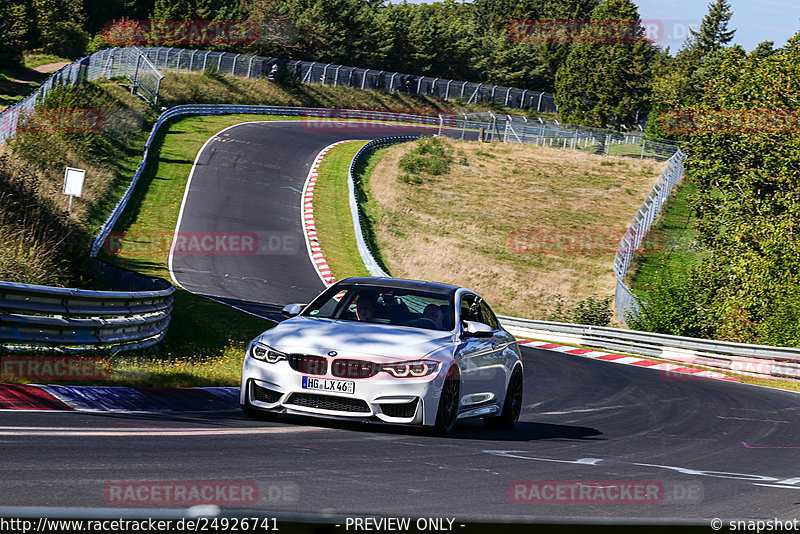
302,376,355,394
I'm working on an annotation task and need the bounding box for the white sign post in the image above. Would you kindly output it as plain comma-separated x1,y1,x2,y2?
63,167,85,213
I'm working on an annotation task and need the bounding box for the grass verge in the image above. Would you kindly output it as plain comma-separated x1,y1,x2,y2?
311,141,372,280
627,180,707,298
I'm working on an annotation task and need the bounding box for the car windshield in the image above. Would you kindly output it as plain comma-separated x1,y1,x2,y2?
302,285,455,331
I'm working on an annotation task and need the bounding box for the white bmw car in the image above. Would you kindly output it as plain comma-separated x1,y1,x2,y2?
240,277,523,434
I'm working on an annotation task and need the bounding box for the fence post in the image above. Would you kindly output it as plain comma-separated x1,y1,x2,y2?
231,53,240,75
361,70,369,89
445,80,452,99
460,81,467,99
202,51,210,71
537,92,544,112
417,77,424,93
247,55,255,78
520,89,527,109
438,115,443,136
216,52,223,73
322,63,328,85
504,87,511,107
640,136,646,159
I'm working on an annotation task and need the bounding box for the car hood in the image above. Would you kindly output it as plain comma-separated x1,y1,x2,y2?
257,316,455,359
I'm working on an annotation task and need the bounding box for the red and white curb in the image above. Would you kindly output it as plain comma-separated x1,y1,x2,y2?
517,339,738,382
301,141,356,287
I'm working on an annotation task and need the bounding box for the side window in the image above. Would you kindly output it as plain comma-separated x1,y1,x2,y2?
479,301,499,331
459,294,480,323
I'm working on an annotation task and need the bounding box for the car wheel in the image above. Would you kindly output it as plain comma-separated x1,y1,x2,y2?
241,402,277,421
433,366,460,435
485,366,523,430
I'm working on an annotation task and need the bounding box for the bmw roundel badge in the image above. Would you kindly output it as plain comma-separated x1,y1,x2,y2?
328,351,338,357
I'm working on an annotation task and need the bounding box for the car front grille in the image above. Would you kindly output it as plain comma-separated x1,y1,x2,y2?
288,354,328,375
330,359,381,378
285,393,371,413
379,399,419,418
252,383,282,403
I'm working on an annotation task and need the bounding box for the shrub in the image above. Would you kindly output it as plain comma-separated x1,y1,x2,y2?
397,136,453,184
572,296,613,326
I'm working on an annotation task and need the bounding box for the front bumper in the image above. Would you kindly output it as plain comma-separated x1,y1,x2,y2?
240,356,445,426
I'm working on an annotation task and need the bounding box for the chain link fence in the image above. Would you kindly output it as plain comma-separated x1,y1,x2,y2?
0,47,163,145
137,46,559,113
613,149,687,322
438,112,678,161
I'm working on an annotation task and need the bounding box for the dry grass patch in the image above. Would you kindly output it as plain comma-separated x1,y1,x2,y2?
368,139,665,320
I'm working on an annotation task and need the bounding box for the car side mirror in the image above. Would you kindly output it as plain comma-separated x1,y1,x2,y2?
462,320,493,338
281,303,306,318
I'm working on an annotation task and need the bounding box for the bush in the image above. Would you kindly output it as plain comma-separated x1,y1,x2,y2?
572,296,613,326
547,294,613,326
627,267,713,337
397,136,453,184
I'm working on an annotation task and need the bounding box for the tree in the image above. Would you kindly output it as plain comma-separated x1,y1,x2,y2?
638,32,800,346
0,0,28,67
688,0,735,55
554,0,657,127
33,0,90,57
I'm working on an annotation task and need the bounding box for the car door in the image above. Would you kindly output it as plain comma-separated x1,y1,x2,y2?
455,293,500,410
479,299,516,397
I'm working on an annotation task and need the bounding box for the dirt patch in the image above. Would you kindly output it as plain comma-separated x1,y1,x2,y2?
368,139,665,320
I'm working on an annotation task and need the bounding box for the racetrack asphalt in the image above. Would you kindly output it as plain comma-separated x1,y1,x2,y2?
2,120,799,523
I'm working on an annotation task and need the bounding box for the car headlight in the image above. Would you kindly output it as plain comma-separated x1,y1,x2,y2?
250,341,287,363
382,360,440,378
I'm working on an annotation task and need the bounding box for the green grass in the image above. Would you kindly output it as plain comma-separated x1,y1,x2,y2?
311,141,371,279
628,180,707,298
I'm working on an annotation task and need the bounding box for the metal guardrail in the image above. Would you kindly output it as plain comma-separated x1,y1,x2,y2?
497,316,800,380
0,261,174,352
348,136,419,279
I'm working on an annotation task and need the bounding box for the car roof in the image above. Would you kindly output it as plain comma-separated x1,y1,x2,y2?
335,277,462,297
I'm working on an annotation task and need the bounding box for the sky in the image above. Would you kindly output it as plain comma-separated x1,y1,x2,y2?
396,0,800,53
